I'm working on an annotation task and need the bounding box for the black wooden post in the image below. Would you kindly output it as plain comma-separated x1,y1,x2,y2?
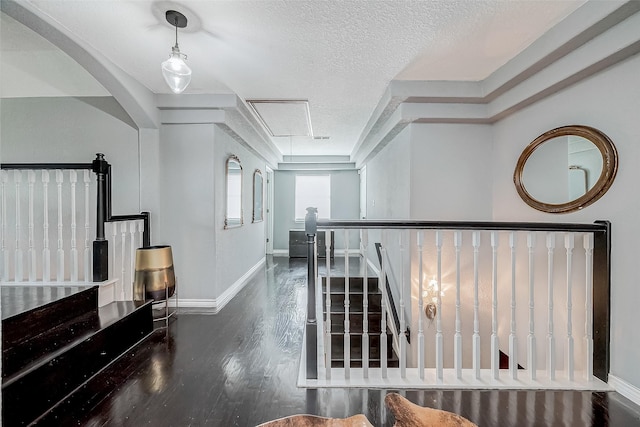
141,211,151,247
92,153,110,282
593,220,611,382
305,207,318,379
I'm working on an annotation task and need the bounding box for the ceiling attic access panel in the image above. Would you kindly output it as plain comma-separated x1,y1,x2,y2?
246,100,313,137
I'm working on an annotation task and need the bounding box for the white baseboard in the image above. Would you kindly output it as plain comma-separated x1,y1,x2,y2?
609,374,640,406
271,249,364,257
167,257,266,314
166,298,217,314
333,249,363,256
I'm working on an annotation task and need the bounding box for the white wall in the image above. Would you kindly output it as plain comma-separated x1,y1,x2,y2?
409,124,493,220
272,169,360,252
0,96,140,214
213,126,266,298
365,128,411,221
492,54,640,390
158,123,216,300
158,123,266,301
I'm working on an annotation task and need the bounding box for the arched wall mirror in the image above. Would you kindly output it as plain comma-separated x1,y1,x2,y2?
514,125,618,213
225,155,243,229
253,169,263,223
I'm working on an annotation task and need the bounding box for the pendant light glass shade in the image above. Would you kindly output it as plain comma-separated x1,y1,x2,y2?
161,45,191,94
162,10,191,94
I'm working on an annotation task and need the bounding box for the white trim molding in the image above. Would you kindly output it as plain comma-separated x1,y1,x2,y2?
168,257,265,314
273,249,289,256
609,374,640,406
98,279,119,307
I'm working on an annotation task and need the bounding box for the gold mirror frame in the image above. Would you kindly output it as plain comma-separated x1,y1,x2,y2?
225,154,243,229
514,125,618,214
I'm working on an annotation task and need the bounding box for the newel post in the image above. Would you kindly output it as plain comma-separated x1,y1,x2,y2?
592,220,611,382
305,207,318,379
92,153,110,282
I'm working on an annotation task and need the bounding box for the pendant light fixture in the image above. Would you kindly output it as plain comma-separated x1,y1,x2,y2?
161,10,192,94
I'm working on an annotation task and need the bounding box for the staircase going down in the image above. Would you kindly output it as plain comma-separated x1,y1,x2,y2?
322,276,399,368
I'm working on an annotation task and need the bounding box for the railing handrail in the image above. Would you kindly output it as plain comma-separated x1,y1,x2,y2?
0,163,93,170
316,219,607,233
374,243,409,347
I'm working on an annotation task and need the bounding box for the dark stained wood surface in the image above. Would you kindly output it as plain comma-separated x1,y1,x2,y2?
41,256,640,426
1,285,95,320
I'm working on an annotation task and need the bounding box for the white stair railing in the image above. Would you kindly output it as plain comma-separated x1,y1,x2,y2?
105,219,144,301
527,232,537,381
490,231,499,380
324,229,332,380
343,229,351,379
306,218,611,391
1,157,151,306
0,168,96,283
361,229,370,378
454,230,462,380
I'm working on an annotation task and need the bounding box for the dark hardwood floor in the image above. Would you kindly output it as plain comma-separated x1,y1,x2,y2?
39,256,640,426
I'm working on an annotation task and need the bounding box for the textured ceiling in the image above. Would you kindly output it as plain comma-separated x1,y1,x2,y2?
4,0,585,156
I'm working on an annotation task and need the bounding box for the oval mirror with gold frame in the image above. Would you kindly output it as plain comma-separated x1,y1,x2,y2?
514,125,618,214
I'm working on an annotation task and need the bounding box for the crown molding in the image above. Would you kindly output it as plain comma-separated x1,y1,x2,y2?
352,1,640,168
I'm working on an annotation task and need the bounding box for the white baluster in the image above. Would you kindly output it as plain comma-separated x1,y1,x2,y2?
491,232,499,380
417,230,425,380
325,230,332,380
361,229,369,379
84,170,92,282
15,170,23,282
584,234,594,381
343,229,350,379
28,170,36,281
380,244,388,379
472,231,481,380
509,232,518,380
56,170,64,282
565,233,575,381
120,222,127,300
42,171,51,282
527,232,537,380
111,222,118,283
314,239,318,292
1,170,8,281
70,170,78,282
454,230,463,379
546,233,556,380
129,221,137,299
435,230,444,382
137,220,144,248
399,232,407,379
